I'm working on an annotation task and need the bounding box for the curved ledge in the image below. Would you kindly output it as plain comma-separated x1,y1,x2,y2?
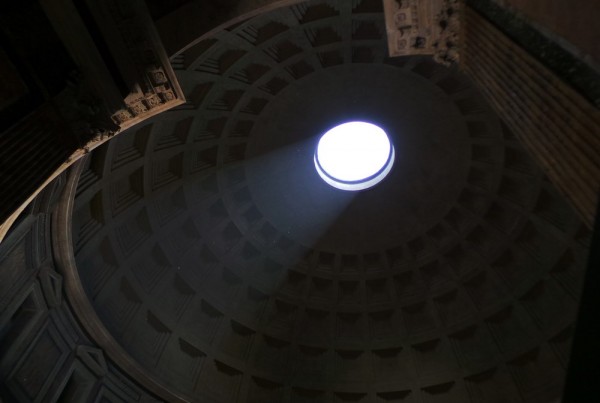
51,157,196,403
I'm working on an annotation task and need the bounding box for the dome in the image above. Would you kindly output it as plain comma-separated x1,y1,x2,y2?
0,0,594,402
65,2,592,402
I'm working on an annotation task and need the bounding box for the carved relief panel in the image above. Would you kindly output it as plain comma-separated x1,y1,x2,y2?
384,0,461,65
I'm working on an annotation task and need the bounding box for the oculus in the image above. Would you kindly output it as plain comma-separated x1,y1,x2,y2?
314,121,395,191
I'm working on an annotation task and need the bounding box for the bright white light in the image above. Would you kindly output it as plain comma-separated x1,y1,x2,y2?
315,122,394,191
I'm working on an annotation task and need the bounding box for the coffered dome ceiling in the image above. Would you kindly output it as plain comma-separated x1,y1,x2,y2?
70,0,590,401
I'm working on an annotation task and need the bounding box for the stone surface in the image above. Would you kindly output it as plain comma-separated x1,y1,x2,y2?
67,1,590,401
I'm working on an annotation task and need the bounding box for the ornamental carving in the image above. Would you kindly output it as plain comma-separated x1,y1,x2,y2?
384,0,461,65
433,0,461,66
84,0,185,128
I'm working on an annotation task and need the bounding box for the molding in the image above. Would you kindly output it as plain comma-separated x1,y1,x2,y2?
383,0,461,65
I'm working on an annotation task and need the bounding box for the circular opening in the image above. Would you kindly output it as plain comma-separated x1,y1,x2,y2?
314,121,394,191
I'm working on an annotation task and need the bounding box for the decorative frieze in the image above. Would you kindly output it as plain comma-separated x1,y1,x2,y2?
383,0,461,65
88,0,185,128
433,0,462,65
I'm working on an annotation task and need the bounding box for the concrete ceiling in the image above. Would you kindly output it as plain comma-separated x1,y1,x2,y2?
70,0,590,401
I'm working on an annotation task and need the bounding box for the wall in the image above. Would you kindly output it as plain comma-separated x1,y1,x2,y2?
462,1,600,227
